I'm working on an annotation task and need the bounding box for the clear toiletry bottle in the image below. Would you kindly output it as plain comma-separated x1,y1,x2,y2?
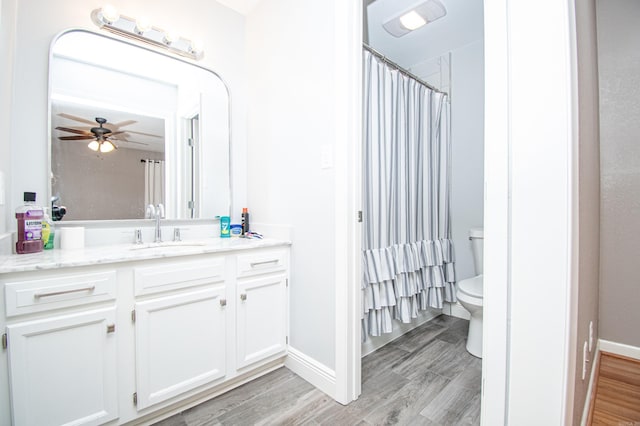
42,209,55,250
15,192,44,254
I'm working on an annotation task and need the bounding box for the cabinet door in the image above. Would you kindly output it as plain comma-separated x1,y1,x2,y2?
236,274,287,369
6,307,118,426
134,286,226,410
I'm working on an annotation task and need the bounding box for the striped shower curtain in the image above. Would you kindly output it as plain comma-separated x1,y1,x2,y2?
362,49,456,338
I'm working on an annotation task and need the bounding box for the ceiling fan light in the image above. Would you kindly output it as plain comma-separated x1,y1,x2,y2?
100,4,120,24
88,140,100,151
100,141,115,153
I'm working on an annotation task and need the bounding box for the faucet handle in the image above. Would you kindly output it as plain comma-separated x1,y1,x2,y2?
134,229,143,244
173,227,182,242
145,204,156,219
156,203,165,218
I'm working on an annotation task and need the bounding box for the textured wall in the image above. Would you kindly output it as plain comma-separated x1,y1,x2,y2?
597,0,640,348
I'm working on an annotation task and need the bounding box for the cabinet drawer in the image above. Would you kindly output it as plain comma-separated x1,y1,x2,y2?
134,257,226,296
4,271,117,317
236,250,287,278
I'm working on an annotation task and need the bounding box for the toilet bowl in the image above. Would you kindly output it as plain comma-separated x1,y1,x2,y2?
457,227,484,358
457,274,483,358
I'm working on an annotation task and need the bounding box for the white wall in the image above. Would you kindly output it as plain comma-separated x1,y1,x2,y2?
0,0,17,239
3,0,247,229
246,0,337,370
449,40,485,281
245,1,362,405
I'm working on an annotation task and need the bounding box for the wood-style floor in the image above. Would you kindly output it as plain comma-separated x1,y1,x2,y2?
590,352,640,425
155,315,480,426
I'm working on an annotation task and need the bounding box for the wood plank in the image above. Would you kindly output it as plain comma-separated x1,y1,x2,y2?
599,352,640,387
591,352,640,425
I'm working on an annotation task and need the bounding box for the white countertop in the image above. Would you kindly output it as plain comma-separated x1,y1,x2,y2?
0,237,291,274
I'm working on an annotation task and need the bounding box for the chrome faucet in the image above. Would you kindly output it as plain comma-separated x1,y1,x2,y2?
154,204,165,243
145,204,164,243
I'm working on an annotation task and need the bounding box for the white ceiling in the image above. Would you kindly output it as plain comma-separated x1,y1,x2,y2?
215,0,263,15
214,0,483,70
367,0,483,68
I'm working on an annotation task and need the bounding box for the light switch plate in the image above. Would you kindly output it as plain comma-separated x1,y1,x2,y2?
321,145,333,169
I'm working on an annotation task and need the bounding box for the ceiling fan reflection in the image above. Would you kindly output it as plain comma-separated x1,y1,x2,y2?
56,116,157,153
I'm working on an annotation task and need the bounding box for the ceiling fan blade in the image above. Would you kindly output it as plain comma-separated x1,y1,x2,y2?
57,113,96,125
110,136,149,145
113,139,149,145
55,126,92,135
110,120,137,129
123,130,163,138
58,135,95,140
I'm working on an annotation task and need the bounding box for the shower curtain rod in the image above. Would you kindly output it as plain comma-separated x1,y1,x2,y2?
363,44,448,96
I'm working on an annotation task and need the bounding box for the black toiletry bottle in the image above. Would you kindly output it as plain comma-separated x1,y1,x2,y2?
241,207,250,235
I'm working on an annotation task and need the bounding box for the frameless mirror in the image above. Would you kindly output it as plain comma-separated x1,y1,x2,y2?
49,29,230,221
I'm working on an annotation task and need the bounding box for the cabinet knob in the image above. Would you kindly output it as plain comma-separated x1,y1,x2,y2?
220,299,227,307
240,293,247,301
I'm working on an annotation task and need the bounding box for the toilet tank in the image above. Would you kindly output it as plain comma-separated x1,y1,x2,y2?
469,227,484,275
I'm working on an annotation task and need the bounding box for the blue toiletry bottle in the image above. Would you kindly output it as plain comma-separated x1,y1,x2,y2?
220,216,231,238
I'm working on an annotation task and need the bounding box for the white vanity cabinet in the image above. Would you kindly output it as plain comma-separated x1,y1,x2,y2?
132,258,228,410
236,249,288,369
0,240,290,426
2,270,119,426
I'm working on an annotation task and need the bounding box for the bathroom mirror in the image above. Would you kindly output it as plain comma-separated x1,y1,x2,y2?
49,29,230,221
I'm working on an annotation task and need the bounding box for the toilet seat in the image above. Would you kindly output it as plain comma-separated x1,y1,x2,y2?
458,274,483,299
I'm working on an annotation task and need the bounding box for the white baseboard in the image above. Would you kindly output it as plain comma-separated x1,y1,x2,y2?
580,340,640,425
361,309,442,357
598,339,640,360
285,347,336,400
446,301,470,320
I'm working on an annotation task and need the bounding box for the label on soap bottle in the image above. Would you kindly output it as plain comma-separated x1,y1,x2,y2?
220,216,231,238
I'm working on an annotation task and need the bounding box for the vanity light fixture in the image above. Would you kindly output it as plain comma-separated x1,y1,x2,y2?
382,0,447,38
91,5,204,60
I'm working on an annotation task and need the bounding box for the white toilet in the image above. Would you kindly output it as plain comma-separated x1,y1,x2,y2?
457,227,484,358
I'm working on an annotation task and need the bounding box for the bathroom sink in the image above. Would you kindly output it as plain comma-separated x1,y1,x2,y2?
130,241,207,250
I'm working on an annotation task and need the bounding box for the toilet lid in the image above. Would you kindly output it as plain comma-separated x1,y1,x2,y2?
458,275,483,298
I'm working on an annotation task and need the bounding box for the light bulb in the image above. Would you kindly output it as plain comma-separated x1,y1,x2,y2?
88,140,100,151
100,141,115,153
135,17,152,34
189,39,204,54
101,4,120,24
399,10,427,31
163,29,180,44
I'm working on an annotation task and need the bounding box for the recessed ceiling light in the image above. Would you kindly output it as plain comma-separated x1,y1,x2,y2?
382,0,447,38
399,11,427,31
